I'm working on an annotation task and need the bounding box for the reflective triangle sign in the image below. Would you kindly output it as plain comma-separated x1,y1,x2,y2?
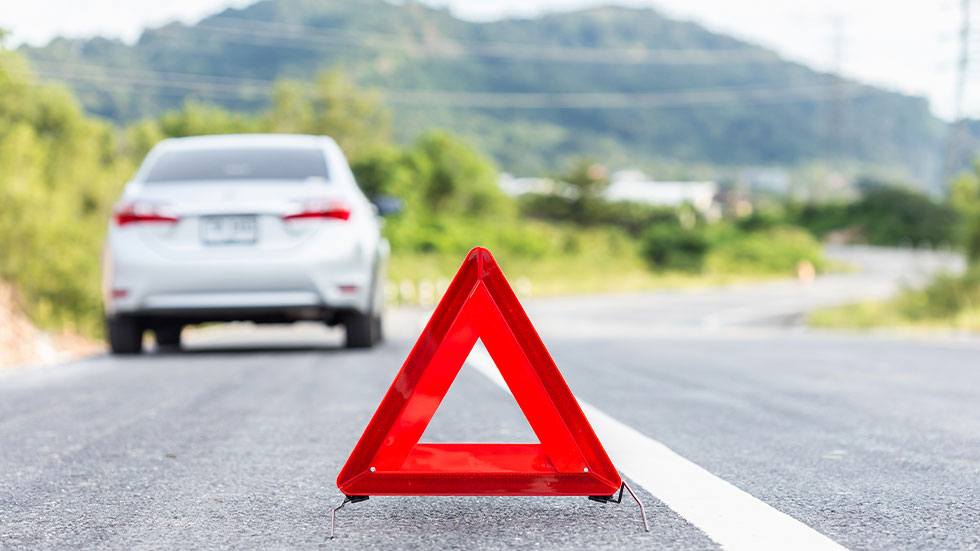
337,247,622,496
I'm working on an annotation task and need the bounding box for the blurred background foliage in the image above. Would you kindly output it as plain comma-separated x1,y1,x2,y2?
810,167,980,330
789,185,960,248
4,47,980,337
1,52,135,335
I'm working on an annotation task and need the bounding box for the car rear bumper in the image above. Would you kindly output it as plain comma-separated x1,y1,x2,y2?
103,233,376,318
117,303,341,325
142,291,322,310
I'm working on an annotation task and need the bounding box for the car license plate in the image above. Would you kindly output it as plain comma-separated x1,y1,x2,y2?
200,215,257,245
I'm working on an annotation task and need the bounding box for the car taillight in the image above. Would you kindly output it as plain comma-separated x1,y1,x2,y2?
283,200,351,222
114,202,179,226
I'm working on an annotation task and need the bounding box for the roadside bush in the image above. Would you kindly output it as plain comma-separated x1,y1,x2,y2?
520,192,575,223
383,213,554,258
950,169,980,263
965,214,980,264
735,210,784,233
789,202,851,237
857,188,958,246
350,146,413,200
897,266,980,320
789,186,959,247
640,223,709,272
640,220,825,276
706,226,825,275
522,193,679,236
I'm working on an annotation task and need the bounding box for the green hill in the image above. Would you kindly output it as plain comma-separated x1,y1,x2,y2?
21,0,946,180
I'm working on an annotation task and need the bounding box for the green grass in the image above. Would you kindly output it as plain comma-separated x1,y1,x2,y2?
388,250,777,299
809,301,912,330
386,220,829,299
810,301,980,332
810,266,980,333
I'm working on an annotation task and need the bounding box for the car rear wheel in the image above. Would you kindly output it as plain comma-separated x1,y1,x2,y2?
107,317,144,355
155,324,183,350
345,311,381,349
372,313,384,344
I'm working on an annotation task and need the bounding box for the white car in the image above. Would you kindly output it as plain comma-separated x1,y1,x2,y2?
101,134,395,354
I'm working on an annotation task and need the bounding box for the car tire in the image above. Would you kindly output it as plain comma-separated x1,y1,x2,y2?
372,313,384,344
107,317,144,355
155,325,183,350
345,311,379,349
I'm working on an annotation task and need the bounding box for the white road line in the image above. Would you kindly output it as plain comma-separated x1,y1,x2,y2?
466,348,848,551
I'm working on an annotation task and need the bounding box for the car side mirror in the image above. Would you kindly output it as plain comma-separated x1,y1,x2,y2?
372,195,402,217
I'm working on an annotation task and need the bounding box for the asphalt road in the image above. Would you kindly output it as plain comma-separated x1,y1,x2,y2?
2,246,978,550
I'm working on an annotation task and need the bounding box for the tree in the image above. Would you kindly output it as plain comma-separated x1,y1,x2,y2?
406,131,510,218
949,164,980,263
351,146,414,200
301,71,389,159
556,159,610,225
156,100,257,138
848,187,958,247
1,51,133,334
264,80,314,134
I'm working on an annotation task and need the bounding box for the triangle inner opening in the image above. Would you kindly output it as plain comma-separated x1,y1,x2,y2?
418,338,538,444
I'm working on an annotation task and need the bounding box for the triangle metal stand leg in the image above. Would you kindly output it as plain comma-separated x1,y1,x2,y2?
622,481,650,532
330,495,369,539
331,483,649,539
589,481,650,532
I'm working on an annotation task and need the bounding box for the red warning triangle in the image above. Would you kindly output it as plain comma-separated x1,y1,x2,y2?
337,247,621,496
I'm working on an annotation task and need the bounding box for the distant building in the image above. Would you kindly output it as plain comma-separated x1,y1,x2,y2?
498,174,566,197
605,170,717,214
734,167,790,195
498,170,719,215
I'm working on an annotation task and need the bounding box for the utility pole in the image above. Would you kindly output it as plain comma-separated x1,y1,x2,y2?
830,16,845,159
944,0,972,183
823,16,845,160
820,15,846,201
955,0,971,123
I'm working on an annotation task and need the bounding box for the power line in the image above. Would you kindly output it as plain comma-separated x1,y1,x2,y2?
381,84,888,109
21,61,894,110
29,61,278,94
28,59,827,97
144,14,785,66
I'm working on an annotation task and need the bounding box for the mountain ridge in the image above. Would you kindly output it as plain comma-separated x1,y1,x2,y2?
20,0,948,183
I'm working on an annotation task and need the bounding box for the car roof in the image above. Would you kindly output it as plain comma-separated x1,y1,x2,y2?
154,134,336,150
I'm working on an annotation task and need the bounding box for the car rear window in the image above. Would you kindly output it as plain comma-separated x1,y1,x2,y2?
143,147,329,183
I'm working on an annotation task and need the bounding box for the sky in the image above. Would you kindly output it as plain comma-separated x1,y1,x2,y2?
0,0,969,119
